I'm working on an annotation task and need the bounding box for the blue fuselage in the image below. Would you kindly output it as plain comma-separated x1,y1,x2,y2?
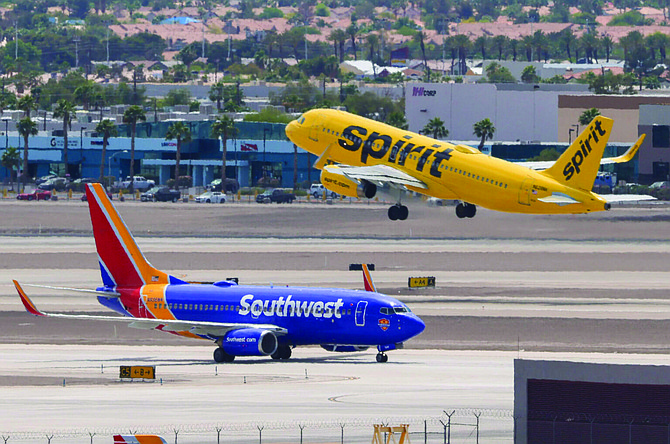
99,281,426,347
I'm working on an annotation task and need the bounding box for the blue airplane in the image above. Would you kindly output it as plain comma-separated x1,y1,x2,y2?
14,183,425,363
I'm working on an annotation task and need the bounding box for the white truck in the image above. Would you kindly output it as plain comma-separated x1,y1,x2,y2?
310,183,338,199
120,176,155,190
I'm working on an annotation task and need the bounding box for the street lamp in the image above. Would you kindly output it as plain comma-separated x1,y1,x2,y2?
108,150,128,179
2,117,9,148
568,124,579,144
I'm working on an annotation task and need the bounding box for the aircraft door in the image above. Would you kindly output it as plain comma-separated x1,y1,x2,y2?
139,294,151,318
308,114,323,142
518,177,534,206
355,301,368,327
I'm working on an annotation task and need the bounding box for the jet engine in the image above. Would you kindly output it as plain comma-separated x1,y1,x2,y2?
320,166,377,199
221,328,278,356
321,344,369,353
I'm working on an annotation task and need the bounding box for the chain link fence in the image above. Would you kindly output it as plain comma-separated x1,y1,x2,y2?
0,410,515,444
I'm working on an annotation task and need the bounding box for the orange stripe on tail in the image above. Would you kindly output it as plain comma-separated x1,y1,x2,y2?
362,264,377,292
85,184,169,288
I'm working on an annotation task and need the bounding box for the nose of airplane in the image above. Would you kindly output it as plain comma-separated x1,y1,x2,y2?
405,314,426,340
285,119,298,141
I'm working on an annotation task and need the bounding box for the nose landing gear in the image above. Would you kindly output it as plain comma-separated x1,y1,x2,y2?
376,352,388,363
455,202,476,218
388,204,409,221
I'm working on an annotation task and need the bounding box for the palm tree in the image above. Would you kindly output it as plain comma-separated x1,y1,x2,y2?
386,111,408,130
473,118,496,150
17,117,37,191
53,99,76,177
421,117,449,140
122,105,146,195
165,121,192,188
209,81,225,111
492,35,508,61
579,108,601,126
95,119,118,184
17,95,37,118
1,146,20,191
346,23,358,60
74,81,99,111
453,34,471,75
210,115,238,191
559,29,577,63
414,30,430,81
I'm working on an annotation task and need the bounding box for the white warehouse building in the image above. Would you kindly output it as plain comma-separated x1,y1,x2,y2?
405,83,590,143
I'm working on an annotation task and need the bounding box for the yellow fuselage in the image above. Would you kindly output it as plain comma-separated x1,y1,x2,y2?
286,109,609,214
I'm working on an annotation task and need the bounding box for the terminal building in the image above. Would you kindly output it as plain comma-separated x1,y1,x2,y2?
0,120,318,189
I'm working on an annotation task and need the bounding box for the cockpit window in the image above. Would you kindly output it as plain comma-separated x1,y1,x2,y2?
298,116,306,124
380,307,392,315
394,307,409,313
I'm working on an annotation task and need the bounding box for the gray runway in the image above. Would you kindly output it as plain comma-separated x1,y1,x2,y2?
1,199,670,442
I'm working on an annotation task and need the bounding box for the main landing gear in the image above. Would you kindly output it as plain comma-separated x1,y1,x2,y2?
271,345,292,360
388,204,409,221
455,202,476,219
376,352,389,363
213,347,235,363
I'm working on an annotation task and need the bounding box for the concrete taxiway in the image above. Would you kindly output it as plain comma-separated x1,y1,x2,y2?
2,199,670,441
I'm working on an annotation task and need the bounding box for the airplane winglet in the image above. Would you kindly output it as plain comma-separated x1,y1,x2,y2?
362,264,377,292
13,280,46,316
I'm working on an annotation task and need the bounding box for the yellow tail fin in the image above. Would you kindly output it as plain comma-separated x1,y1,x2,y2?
542,116,614,190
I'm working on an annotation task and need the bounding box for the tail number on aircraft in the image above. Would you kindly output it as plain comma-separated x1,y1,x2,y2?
563,120,607,181
239,294,345,319
338,125,453,178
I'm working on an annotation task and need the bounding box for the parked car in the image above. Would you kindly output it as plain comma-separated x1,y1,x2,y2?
195,191,227,203
35,174,57,186
141,186,181,202
309,183,338,199
121,176,155,191
81,189,113,201
207,178,240,193
650,181,670,189
67,178,96,192
256,188,296,204
17,189,51,201
38,177,67,191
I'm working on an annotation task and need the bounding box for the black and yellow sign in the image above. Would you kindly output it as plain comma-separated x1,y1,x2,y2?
120,366,156,379
408,276,436,288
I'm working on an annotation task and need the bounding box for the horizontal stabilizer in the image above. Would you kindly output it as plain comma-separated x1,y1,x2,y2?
538,193,580,205
23,284,120,297
599,194,656,203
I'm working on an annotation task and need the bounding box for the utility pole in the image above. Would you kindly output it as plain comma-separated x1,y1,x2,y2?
201,24,205,58
106,25,110,64
74,36,81,68
15,22,18,60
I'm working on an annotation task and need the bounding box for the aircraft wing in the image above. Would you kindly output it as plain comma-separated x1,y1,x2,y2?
598,194,656,203
335,164,428,189
518,135,646,171
13,280,287,338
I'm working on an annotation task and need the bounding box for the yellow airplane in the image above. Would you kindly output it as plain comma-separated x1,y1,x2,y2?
285,109,652,220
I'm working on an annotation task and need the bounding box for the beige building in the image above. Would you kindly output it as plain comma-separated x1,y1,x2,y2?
558,95,670,143
558,95,670,182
